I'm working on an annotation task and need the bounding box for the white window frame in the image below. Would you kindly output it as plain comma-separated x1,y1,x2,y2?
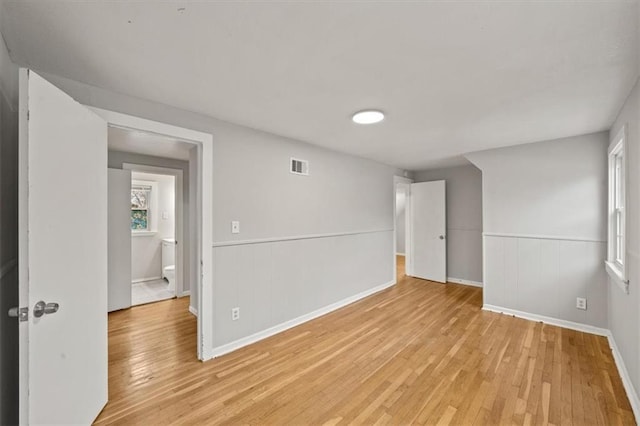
605,125,628,293
131,179,158,236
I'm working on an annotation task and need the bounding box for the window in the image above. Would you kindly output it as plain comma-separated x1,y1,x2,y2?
606,125,627,292
131,184,152,231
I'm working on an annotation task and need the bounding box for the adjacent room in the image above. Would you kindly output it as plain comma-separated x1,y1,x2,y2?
1,1,640,425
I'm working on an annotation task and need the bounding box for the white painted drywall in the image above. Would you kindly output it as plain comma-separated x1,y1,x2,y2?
395,189,406,255
0,32,19,425
47,73,401,351
608,77,640,407
466,132,609,328
130,171,175,282
413,165,483,284
107,168,132,311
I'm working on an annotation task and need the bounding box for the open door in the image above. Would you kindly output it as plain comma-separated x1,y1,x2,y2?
410,181,447,283
17,70,108,424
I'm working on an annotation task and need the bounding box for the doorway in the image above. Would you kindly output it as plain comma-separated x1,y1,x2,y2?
126,168,180,306
394,176,413,281
91,107,214,361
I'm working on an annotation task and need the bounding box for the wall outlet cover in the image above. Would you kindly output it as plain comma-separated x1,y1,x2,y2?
576,297,587,310
231,221,240,234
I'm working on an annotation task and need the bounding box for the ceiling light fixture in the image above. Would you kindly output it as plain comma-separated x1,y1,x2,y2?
352,110,385,124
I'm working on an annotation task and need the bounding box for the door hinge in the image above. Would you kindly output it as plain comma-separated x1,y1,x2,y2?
8,307,28,322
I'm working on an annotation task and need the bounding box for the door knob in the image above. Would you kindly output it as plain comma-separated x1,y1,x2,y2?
33,301,59,318
439,235,445,240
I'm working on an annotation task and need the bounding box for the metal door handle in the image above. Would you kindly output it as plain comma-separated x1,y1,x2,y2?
33,301,59,318
439,235,445,240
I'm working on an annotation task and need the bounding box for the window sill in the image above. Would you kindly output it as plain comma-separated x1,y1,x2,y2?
132,231,157,237
605,261,629,294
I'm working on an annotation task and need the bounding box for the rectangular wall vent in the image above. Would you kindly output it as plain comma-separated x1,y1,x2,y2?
290,157,309,176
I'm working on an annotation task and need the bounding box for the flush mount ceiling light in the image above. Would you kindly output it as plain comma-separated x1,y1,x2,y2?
352,110,385,124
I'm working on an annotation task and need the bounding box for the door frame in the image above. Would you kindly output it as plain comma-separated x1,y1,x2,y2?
393,176,413,280
89,107,213,361
123,164,184,298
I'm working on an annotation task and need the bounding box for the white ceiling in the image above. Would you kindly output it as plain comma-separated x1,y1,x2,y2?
2,1,637,170
108,126,193,161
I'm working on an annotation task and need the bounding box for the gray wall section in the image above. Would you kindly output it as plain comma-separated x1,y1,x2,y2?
467,133,608,240
50,74,399,350
0,33,19,425
466,132,609,328
608,78,640,405
413,165,483,283
108,151,191,295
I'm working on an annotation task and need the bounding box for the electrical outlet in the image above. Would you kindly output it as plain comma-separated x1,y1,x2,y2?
231,307,240,321
231,221,240,234
576,297,587,310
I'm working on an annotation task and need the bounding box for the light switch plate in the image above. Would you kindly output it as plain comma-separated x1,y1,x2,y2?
162,211,169,220
231,221,240,234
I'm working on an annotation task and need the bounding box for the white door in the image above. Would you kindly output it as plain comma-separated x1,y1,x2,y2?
108,168,132,312
18,70,109,424
410,181,447,283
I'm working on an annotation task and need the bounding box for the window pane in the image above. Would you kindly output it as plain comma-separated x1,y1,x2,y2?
131,189,150,209
616,235,623,264
615,154,623,208
131,209,148,230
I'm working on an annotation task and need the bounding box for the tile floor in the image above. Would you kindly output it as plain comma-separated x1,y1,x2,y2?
131,279,175,306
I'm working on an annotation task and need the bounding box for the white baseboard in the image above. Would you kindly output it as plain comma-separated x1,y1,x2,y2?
188,305,197,317
132,276,162,284
396,252,405,256
607,333,640,422
208,279,396,359
482,304,609,336
447,277,483,288
180,290,191,297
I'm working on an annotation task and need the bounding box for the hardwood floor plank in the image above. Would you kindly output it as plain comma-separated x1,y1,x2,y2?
95,264,635,425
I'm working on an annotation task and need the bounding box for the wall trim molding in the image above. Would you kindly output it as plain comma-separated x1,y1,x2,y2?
447,277,483,288
608,333,640,422
0,258,17,280
396,252,406,256
208,279,396,359
483,232,605,244
188,305,198,317
482,304,609,336
180,290,191,297
213,228,393,247
131,276,162,284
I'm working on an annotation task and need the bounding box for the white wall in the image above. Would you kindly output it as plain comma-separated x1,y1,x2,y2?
49,73,403,352
395,189,406,255
414,165,483,284
0,29,19,425
608,77,640,411
130,171,175,282
466,132,609,328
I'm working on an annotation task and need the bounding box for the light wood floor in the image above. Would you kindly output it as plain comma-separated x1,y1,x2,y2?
96,256,634,425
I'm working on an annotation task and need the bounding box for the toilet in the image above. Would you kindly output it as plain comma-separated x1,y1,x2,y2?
161,238,176,293
163,264,176,292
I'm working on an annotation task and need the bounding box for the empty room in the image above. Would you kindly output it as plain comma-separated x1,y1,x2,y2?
1,1,639,425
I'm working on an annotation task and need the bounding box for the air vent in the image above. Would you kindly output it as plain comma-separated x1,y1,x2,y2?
290,158,309,176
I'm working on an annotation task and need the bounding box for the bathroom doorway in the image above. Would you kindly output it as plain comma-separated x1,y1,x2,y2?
126,168,180,306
